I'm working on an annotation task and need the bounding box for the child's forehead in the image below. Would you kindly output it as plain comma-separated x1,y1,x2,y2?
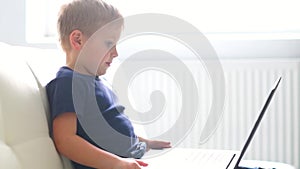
93,26,122,40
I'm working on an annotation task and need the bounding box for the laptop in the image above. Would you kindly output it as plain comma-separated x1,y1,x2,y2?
142,77,282,169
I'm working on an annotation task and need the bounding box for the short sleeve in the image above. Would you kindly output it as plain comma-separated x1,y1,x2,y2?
46,77,76,120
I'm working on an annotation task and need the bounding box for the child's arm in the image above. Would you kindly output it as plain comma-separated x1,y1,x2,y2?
53,112,148,169
138,136,172,151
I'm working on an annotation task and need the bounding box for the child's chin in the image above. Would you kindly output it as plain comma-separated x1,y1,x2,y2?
97,70,106,76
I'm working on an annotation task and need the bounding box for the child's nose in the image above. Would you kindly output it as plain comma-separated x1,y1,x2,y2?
111,46,118,58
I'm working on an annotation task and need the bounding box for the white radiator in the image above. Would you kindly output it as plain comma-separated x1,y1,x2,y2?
111,58,299,168
200,59,300,169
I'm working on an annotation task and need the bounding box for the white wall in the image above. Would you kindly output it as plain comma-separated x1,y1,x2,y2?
0,0,26,45
1,0,300,58
0,0,57,48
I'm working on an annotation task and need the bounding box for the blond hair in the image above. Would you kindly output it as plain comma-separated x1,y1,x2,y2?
57,0,123,51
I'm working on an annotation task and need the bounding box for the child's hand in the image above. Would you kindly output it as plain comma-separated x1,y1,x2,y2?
138,136,172,151
146,140,172,151
113,158,148,169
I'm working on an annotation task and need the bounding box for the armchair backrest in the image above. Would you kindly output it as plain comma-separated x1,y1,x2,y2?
0,43,73,169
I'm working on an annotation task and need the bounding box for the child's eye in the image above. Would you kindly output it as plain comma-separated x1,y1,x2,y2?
105,41,114,48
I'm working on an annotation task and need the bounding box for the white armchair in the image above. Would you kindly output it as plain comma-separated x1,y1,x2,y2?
0,43,73,169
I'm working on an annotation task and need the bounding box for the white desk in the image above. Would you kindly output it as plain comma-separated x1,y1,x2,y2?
143,148,296,169
240,160,296,169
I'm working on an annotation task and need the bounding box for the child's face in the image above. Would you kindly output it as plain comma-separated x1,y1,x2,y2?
80,26,121,76
97,39,119,76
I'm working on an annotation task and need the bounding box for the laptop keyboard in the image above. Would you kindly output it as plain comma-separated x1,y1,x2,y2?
144,148,237,169
186,149,234,162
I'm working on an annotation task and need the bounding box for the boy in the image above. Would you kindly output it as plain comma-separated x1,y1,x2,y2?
46,0,171,169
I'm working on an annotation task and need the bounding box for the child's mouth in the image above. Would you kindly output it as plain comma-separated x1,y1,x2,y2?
106,62,111,66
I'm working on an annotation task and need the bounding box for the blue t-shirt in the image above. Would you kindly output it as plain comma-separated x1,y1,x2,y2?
46,66,140,169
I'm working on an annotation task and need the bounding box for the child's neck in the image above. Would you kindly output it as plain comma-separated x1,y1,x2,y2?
65,50,79,70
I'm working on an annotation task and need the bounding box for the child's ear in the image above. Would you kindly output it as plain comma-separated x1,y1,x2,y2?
69,30,84,50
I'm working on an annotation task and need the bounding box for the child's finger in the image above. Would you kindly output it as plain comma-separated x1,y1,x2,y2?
136,160,148,167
